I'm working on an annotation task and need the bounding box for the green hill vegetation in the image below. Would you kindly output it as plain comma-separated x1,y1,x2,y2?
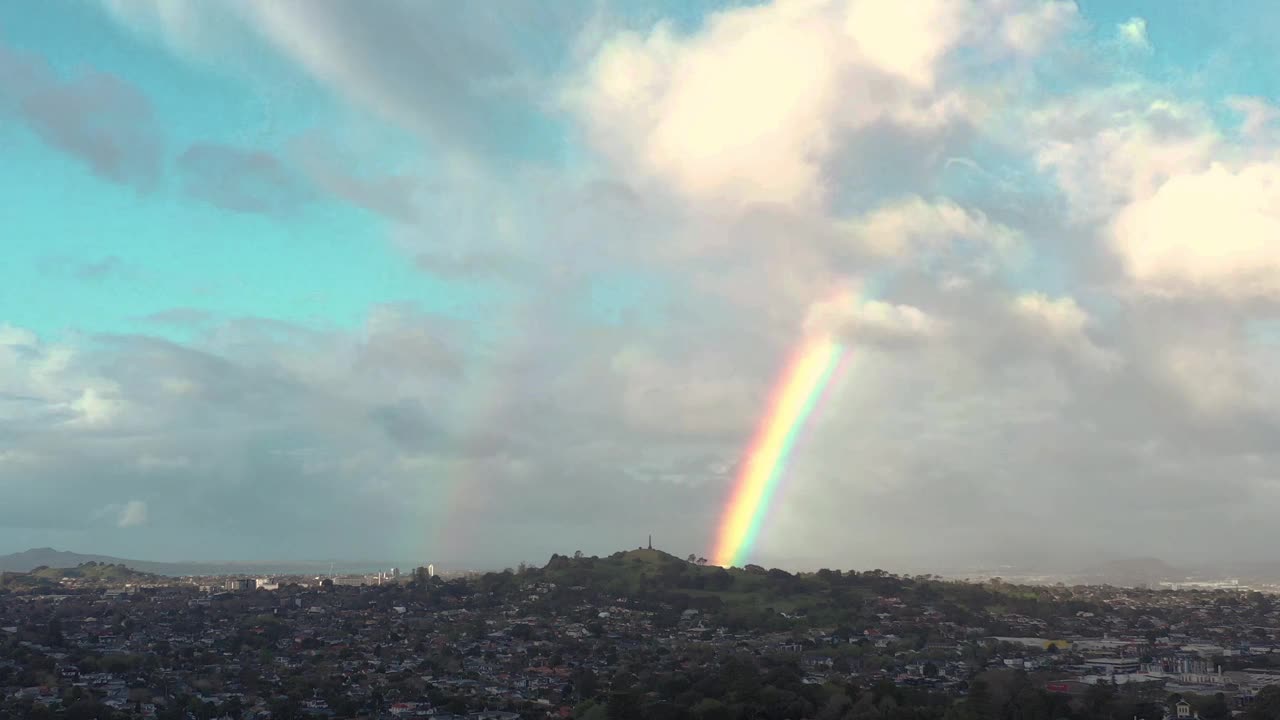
0,561,159,589
493,548,1102,633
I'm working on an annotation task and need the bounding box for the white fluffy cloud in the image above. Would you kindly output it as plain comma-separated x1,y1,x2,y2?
117,500,148,528
805,294,941,346
1228,96,1280,141
1012,293,1120,371
1031,91,1220,223
574,0,1074,210
0,327,124,429
841,196,1021,261
92,500,148,529
1112,162,1280,298
1117,17,1151,51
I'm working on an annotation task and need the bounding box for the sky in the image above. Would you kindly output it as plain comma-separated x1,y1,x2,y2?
4,0,1280,571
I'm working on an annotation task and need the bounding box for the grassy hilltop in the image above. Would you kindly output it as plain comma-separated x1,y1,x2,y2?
0,561,159,589
497,548,1098,633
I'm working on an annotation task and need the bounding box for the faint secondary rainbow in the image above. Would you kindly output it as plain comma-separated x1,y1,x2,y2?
711,335,845,567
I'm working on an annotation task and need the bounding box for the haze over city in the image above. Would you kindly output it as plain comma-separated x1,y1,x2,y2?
6,0,1280,573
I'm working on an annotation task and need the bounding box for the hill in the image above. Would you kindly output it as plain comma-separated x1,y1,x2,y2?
0,547,399,577
30,561,161,583
513,547,1101,632
0,547,132,572
0,561,160,590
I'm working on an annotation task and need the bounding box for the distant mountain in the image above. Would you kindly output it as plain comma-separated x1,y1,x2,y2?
0,548,129,572
0,548,402,577
1074,556,1185,587
0,561,162,590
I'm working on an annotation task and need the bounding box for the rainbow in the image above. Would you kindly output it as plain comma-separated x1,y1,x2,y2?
711,335,845,567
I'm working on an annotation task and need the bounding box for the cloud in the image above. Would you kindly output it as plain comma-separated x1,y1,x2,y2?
176,143,312,215
92,500,149,528
137,454,192,472
98,0,243,60
1000,0,1079,56
288,133,428,223
355,304,463,380
0,42,162,189
840,196,1021,262
369,399,442,453
610,344,760,439
0,310,476,557
844,0,1009,87
1227,96,1280,141
1012,293,1121,371
805,294,942,347
413,251,527,280
572,0,1076,211
236,1,580,161
1111,162,1280,298
70,387,124,428
117,500,148,528
1029,89,1220,224
0,328,125,431
1117,17,1151,51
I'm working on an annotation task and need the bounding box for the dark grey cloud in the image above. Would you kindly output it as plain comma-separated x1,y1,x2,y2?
0,42,162,189
354,304,464,380
369,399,441,453
176,143,312,215
242,1,592,160
289,133,429,223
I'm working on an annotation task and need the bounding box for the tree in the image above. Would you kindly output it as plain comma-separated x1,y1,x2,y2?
1083,681,1118,716
687,554,697,563
45,618,63,647
575,550,584,559
1249,686,1280,720
816,692,853,720
964,678,991,719
64,699,112,720
607,691,642,720
574,668,600,700
1200,692,1231,720
692,698,732,720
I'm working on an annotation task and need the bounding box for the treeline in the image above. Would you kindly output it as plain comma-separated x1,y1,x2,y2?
568,661,1234,720
511,550,1106,633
